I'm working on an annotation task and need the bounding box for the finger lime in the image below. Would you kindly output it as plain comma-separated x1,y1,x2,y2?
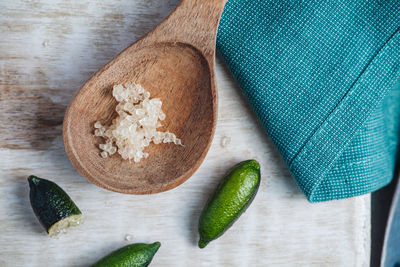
91,242,161,267
198,160,261,248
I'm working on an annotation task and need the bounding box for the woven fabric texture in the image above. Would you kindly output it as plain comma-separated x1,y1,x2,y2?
217,0,400,202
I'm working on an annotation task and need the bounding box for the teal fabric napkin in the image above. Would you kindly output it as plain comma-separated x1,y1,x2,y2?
217,0,400,202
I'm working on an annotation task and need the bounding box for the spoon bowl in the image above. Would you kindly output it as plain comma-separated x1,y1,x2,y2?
63,0,226,194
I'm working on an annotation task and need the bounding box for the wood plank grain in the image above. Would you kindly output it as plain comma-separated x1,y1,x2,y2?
0,0,178,149
0,1,370,266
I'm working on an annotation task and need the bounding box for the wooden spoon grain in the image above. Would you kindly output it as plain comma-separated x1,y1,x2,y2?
63,0,227,194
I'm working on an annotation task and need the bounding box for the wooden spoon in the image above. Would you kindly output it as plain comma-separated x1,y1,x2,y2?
63,0,227,194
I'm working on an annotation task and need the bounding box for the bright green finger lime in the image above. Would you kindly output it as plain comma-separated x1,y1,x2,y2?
198,160,261,248
91,242,161,267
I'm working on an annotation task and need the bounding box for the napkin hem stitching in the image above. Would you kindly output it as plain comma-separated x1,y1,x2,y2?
289,27,400,202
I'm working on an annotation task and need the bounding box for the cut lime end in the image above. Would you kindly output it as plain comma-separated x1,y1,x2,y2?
48,214,83,237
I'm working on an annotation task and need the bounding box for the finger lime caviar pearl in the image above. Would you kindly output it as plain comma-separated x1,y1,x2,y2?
94,83,182,163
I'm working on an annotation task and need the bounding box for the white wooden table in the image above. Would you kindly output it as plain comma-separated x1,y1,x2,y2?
0,1,370,266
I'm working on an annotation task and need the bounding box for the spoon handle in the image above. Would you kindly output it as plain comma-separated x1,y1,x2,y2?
145,0,228,59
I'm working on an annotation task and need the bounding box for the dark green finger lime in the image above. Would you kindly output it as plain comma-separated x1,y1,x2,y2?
91,242,161,267
28,175,82,236
198,159,261,248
